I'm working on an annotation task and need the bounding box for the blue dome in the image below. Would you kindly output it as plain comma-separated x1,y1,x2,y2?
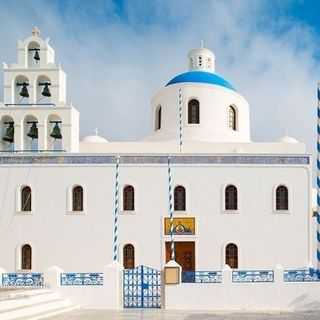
166,71,235,91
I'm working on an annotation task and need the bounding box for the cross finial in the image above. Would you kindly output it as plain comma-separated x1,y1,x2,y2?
200,40,205,48
94,128,98,136
32,26,40,37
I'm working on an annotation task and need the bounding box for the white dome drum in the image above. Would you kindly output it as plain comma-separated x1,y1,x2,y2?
146,46,251,143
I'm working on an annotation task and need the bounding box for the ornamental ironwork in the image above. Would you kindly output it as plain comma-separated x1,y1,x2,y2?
123,265,161,308
182,271,222,283
284,269,320,282
2,273,44,287
232,270,274,283
60,273,103,286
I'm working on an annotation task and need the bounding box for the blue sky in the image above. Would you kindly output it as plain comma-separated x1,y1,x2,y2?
0,0,319,155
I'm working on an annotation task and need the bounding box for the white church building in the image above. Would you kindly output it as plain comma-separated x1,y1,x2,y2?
0,28,319,313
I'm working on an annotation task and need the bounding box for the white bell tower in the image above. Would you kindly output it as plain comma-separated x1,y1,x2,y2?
0,27,79,152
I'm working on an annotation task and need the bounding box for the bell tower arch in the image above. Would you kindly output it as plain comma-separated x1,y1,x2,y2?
0,27,79,152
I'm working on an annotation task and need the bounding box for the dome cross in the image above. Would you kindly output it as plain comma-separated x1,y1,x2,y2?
32,26,41,37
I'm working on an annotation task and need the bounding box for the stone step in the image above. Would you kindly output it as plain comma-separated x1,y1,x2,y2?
0,297,73,320
0,289,51,301
15,305,79,320
0,291,60,312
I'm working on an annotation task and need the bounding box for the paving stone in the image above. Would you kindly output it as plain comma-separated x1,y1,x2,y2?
45,309,320,320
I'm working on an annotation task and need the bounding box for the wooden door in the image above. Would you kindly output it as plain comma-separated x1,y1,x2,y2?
166,241,195,272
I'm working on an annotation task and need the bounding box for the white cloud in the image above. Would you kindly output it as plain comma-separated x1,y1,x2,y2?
0,0,319,162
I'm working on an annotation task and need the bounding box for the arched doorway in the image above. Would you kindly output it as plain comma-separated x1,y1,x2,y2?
165,241,195,272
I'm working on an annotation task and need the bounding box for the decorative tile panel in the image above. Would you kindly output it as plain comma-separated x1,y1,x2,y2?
164,217,195,235
2,273,44,287
232,270,274,283
284,269,320,282
0,155,310,165
182,271,222,283
60,273,103,286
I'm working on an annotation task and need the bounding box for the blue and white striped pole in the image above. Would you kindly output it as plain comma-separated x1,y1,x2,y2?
178,88,183,152
113,155,120,262
317,83,320,275
168,156,175,260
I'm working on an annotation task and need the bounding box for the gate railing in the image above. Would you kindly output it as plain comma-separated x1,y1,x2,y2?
182,271,222,283
2,273,44,287
60,273,104,286
232,270,274,283
123,265,161,308
284,269,320,282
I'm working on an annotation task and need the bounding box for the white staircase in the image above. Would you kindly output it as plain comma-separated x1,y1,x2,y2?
0,288,79,320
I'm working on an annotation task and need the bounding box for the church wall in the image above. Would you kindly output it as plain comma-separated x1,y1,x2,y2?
0,161,311,273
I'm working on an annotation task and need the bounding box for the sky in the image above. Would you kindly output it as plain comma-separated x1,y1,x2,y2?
0,0,320,156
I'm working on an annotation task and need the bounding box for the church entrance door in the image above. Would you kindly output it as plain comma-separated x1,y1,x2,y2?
165,241,195,272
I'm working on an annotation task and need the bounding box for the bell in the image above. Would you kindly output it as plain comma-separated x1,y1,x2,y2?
3,123,14,143
27,122,38,140
42,83,51,97
50,122,62,139
19,83,29,98
34,49,40,61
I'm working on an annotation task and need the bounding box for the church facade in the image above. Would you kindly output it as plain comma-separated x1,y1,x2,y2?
0,28,318,311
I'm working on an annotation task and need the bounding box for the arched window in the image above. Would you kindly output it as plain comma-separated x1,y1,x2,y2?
155,106,161,130
123,185,135,211
174,186,186,211
225,185,238,210
123,244,135,269
188,99,200,124
72,186,83,211
228,105,237,130
225,243,238,269
276,185,288,210
21,244,32,270
21,186,32,211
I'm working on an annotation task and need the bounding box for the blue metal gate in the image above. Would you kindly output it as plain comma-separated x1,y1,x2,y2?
123,265,161,308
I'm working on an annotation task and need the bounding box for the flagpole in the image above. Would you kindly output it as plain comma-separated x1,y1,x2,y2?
317,83,320,274
168,156,175,260
113,155,120,262
178,88,183,152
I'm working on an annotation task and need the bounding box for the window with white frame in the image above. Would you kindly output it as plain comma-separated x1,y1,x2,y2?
155,106,161,131
174,185,186,211
275,185,288,211
228,105,237,130
225,185,238,210
21,186,32,212
188,99,200,124
225,243,238,269
72,185,84,211
123,185,135,211
21,244,32,270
